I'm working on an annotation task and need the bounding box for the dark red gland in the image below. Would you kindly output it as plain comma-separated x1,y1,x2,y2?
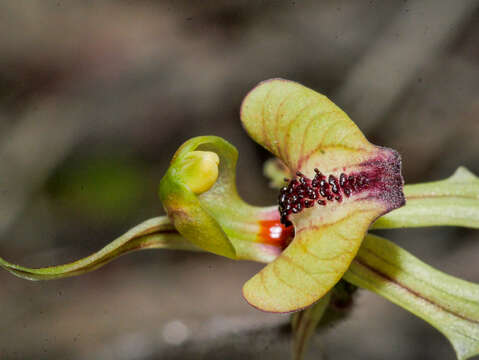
279,170,384,226
279,169,363,226
278,149,405,227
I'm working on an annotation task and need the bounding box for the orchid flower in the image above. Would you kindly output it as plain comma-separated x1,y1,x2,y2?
1,79,479,360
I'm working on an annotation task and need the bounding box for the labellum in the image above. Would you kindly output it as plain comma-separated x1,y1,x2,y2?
241,79,405,312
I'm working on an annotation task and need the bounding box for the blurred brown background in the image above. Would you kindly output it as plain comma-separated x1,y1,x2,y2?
0,1,478,359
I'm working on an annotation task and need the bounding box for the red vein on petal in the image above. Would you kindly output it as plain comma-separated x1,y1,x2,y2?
273,92,291,158
281,253,322,286
299,144,368,172
332,228,357,245
295,208,374,235
320,250,355,263
271,260,316,297
282,102,318,168
295,240,323,261
262,85,277,150
260,270,273,299
294,237,354,263
297,110,340,171
297,120,350,170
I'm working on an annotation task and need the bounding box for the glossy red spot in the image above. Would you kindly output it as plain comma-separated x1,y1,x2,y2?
258,219,294,249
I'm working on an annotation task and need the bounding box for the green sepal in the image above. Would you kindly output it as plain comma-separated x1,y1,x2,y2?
373,166,479,229
346,234,479,360
159,136,237,259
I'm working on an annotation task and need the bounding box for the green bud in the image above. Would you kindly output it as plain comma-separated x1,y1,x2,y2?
176,151,220,194
158,137,237,259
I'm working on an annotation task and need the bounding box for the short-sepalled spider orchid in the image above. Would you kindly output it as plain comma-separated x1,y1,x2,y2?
1,79,478,360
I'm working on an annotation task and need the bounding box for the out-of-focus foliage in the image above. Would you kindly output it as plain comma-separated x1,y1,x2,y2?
47,153,148,222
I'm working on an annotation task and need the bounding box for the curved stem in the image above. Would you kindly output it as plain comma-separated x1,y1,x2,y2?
0,216,197,280
291,293,330,360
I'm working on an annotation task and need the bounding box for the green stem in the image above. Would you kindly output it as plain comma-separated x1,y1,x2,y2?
291,293,331,360
0,216,196,280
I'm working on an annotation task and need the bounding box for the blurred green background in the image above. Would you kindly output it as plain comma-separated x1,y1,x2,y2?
0,1,478,359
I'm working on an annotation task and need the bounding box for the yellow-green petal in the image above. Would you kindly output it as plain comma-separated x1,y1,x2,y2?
242,79,374,175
